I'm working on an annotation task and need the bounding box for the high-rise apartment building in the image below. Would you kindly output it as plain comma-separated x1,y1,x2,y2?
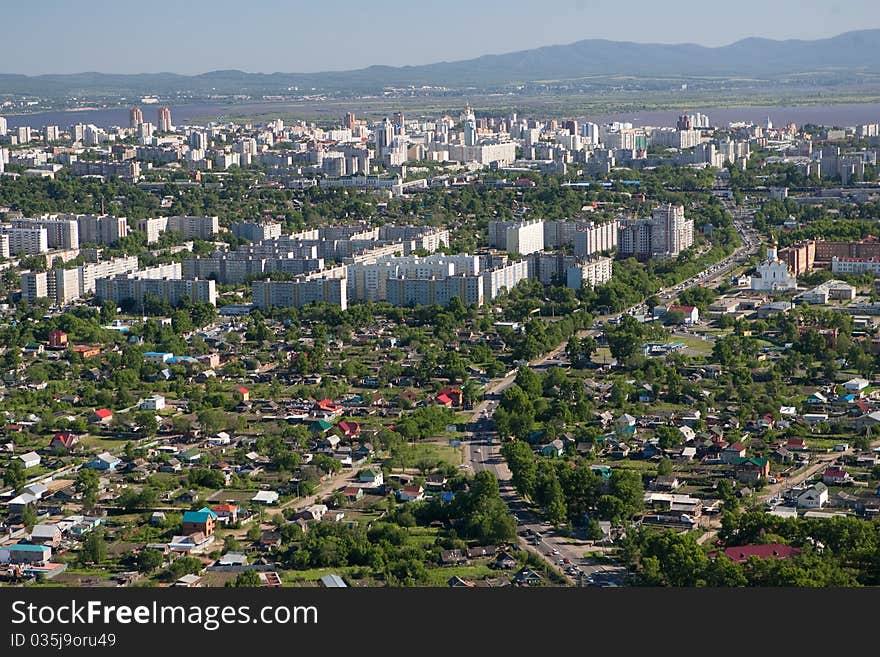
11,217,79,250
73,214,129,246
130,107,143,129
573,220,619,256
157,106,172,133
617,204,692,259
488,219,544,255
1,226,48,254
231,222,283,243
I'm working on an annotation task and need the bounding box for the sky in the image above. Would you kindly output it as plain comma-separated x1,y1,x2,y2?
5,0,877,75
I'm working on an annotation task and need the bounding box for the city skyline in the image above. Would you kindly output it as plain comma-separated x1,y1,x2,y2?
2,0,879,75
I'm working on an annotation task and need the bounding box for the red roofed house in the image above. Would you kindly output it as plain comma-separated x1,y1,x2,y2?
336,420,361,440
436,394,454,408
822,468,852,485
711,543,801,564
314,399,344,420
437,387,463,407
235,387,250,402
343,486,364,501
71,345,101,359
398,485,425,502
666,305,699,325
211,503,239,524
50,431,80,454
786,437,808,451
89,408,113,424
48,330,68,348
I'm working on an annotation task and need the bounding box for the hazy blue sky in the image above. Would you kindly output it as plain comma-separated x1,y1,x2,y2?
5,0,877,75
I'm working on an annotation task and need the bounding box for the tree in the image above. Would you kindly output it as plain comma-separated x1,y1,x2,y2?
21,504,37,531
231,570,261,587
167,556,203,579
79,529,107,565
76,469,100,511
135,411,159,436
137,548,164,573
3,459,26,490
657,458,673,476
544,475,568,526
655,426,682,450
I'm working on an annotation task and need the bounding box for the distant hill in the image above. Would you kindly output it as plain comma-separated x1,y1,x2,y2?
2,29,880,96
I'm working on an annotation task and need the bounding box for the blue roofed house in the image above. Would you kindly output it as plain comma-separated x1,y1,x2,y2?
0,543,52,564
84,452,121,471
182,507,217,537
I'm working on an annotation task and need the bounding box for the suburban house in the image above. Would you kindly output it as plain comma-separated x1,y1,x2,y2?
211,503,239,524
735,457,770,484
336,420,361,440
822,468,852,485
358,468,383,487
313,399,344,420
541,439,565,457
720,442,747,464
48,330,68,348
343,486,364,501
235,387,250,402
50,431,80,453
436,386,464,406
251,490,279,505
0,543,52,564
140,395,166,411
797,482,829,509
89,408,113,424
616,414,637,437
398,485,425,502
785,437,808,451
844,377,869,393
18,451,41,469
182,507,218,537
665,305,700,325
30,524,62,546
84,452,121,471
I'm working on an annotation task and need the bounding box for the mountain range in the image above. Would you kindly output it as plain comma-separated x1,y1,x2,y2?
2,29,879,97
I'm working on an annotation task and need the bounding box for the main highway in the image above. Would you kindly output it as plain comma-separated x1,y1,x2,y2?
460,197,761,585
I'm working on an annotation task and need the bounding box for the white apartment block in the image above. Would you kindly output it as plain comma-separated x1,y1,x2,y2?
348,253,480,302
488,219,544,256
20,271,48,300
71,214,129,246
167,216,220,240
231,222,283,243
572,220,619,256
385,274,483,308
0,233,9,258
21,256,141,305
12,217,79,249
566,256,614,290
482,259,530,299
2,226,48,254
96,277,216,307
136,217,168,244
251,278,347,311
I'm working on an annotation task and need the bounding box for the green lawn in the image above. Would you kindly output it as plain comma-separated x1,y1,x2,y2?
393,441,463,467
423,565,496,586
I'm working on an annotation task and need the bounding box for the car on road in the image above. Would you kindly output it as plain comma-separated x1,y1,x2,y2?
551,549,560,555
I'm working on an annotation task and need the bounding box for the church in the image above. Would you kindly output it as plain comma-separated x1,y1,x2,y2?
751,243,798,291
